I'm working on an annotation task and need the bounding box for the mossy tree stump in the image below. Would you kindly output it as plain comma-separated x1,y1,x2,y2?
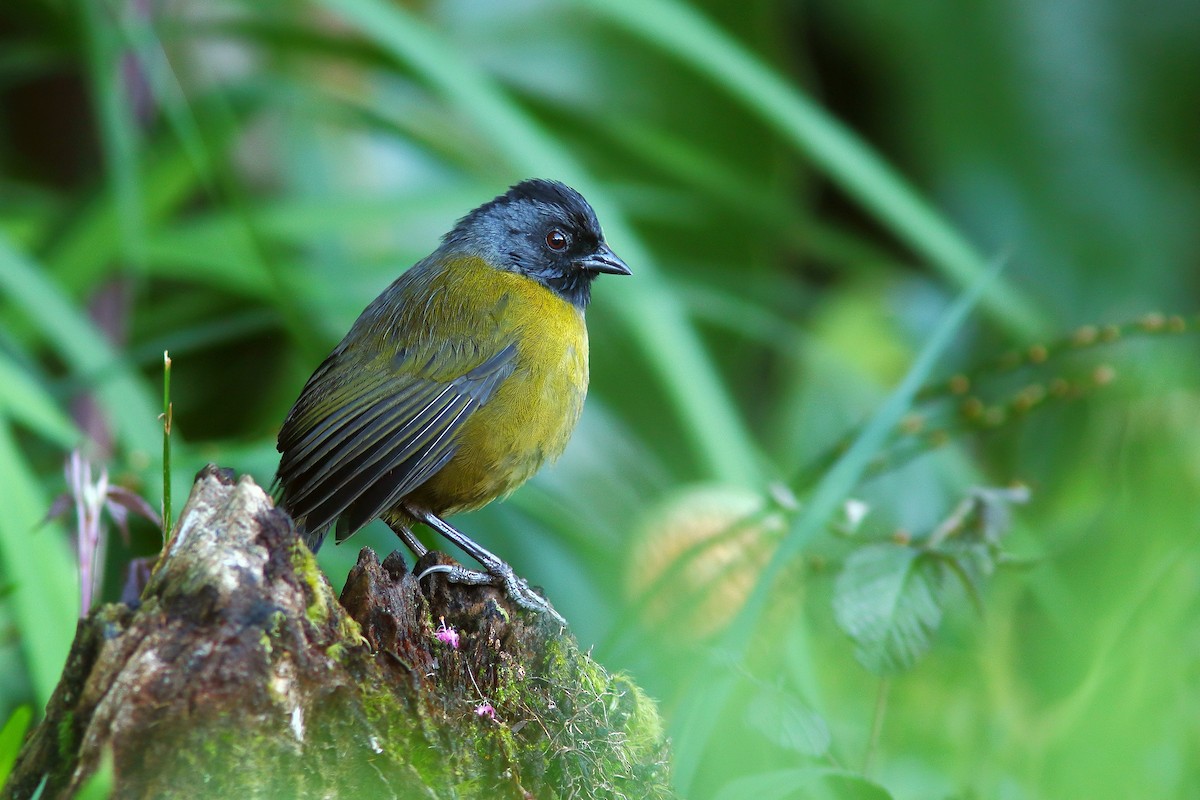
4,466,673,799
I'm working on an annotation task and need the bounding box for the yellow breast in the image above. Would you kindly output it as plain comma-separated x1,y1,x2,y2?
407,266,589,515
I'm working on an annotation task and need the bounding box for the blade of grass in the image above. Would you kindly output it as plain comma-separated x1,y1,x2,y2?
595,118,910,275
120,310,277,371
136,189,485,299
113,8,213,192
161,351,172,538
670,259,1003,793
0,418,80,706
579,0,1047,341
0,352,80,448
115,15,326,359
44,140,199,291
0,235,160,463
315,0,762,482
76,0,148,273
0,706,33,786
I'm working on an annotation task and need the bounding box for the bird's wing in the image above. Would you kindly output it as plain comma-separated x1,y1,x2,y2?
276,339,517,547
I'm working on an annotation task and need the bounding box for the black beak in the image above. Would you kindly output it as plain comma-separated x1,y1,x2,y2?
578,243,632,276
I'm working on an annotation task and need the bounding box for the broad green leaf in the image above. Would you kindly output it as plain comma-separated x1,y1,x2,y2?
833,544,944,675
746,685,831,758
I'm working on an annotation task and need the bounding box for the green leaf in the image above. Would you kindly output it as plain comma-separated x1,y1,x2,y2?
0,705,33,787
926,484,1030,610
0,234,160,463
0,416,80,705
43,143,199,291
0,352,80,448
715,768,894,800
76,0,148,272
833,544,945,675
672,259,1000,793
579,0,1046,340
746,685,831,758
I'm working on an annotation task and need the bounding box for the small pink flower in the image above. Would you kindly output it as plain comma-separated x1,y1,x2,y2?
474,703,496,721
435,616,460,649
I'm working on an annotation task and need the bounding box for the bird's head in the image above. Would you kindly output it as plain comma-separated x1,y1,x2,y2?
442,178,631,308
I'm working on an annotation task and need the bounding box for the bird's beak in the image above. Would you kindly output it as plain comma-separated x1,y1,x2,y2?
578,243,632,276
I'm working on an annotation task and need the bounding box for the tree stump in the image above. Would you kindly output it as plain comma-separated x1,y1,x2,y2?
4,465,674,799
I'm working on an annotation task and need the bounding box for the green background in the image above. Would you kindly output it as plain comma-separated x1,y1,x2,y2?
2,1,1198,797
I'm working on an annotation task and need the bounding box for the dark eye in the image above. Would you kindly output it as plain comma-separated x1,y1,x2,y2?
545,228,570,251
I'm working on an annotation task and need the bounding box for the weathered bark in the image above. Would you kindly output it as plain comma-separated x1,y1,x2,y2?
4,465,673,799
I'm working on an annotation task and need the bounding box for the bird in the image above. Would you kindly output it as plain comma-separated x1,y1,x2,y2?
274,179,631,624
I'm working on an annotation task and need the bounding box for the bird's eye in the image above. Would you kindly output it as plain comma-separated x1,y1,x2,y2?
545,228,570,251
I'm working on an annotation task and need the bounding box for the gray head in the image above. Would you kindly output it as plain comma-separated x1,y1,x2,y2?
440,179,631,308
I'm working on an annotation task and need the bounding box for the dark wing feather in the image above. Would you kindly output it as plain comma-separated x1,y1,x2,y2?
276,342,517,550
277,375,402,472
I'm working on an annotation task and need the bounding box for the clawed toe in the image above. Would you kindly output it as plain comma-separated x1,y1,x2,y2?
417,560,566,626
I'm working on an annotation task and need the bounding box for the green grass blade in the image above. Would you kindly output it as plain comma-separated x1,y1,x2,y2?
580,0,1046,340
76,0,148,272
671,260,1002,793
0,352,80,448
0,705,33,785
0,235,160,463
0,418,80,706
162,351,172,538
44,142,199,291
743,260,1001,633
114,10,214,194
314,0,762,481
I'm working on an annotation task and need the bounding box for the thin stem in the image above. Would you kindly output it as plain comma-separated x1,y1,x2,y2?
161,350,172,539
864,676,891,777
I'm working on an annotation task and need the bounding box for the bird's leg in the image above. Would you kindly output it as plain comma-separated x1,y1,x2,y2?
403,504,567,626
383,518,430,559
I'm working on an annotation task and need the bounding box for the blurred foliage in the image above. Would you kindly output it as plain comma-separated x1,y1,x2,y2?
2,0,1200,798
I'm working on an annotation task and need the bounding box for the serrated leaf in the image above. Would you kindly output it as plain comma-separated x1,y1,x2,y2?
746,685,831,757
833,544,945,675
934,544,992,616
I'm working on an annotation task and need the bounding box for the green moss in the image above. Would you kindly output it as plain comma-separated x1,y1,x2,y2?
609,675,665,764
56,710,76,762
259,610,288,657
334,609,366,645
289,542,331,626
286,540,367,644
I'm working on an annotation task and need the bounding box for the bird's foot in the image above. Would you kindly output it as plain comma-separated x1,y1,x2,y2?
417,562,567,627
